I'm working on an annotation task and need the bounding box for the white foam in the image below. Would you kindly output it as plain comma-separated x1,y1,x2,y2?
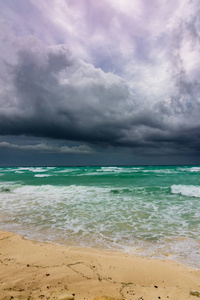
153,170,176,174
142,169,178,174
99,167,139,174
29,167,48,173
100,167,123,172
34,174,51,178
171,184,200,198
46,167,56,170
189,167,200,172
57,168,79,173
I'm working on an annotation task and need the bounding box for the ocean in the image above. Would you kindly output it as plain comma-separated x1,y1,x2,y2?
0,165,200,268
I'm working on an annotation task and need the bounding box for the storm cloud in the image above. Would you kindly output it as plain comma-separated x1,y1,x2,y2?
0,0,200,164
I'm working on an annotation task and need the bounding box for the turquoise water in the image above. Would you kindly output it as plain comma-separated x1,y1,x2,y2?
0,165,200,268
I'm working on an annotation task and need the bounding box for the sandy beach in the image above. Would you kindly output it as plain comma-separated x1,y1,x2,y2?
0,231,199,300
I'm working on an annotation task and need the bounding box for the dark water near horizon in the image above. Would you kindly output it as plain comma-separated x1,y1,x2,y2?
0,165,200,268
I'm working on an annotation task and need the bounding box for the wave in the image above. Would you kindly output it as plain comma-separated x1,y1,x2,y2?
0,186,12,193
34,174,51,178
189,167,200,172
100,166,124,172
110,188,132,194
1,182,200,268
57,168,81,173
0,184,22,193
171,184,200,198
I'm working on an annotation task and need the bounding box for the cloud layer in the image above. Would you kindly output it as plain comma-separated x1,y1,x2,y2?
0,0,200,162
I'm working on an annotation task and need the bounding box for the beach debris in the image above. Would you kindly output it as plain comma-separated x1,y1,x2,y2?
98,276,102,281
154,285,158,288
190,290,200,298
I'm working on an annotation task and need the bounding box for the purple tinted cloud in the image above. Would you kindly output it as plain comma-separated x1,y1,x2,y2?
0,0,200,160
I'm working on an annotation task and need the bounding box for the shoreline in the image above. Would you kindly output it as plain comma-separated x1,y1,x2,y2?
2,226,200,270
0,231,200,300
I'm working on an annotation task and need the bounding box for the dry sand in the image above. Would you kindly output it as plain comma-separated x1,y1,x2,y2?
0,231,200,300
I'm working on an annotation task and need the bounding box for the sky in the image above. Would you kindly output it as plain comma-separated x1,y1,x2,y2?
0,0,200,166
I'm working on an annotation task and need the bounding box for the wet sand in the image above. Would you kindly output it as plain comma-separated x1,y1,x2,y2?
0,230,200,300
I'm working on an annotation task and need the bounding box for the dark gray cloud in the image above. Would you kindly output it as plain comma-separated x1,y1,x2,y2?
0,141,93,154
0,0,200,165
0,38,135,144
0,36,200,157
